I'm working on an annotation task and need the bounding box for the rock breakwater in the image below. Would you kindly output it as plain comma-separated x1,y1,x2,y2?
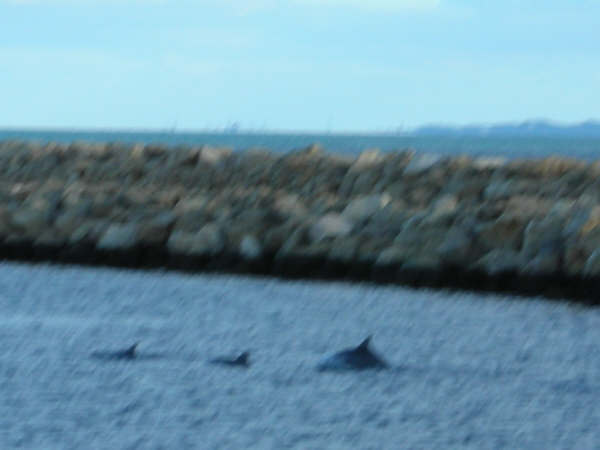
1,139,599,303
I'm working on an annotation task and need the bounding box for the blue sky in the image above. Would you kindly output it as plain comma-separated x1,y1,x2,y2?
0,0,598,131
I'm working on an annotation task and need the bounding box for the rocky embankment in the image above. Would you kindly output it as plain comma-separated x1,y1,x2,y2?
1,139,600,303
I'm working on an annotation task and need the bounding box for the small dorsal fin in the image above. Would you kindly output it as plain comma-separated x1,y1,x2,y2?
235,351,250,366
357,336,372,351
126,342,139,357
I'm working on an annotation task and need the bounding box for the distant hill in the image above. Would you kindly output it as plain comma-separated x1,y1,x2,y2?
412,120,600,138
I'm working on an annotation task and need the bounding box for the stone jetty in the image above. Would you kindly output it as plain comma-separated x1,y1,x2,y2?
1,139,599,303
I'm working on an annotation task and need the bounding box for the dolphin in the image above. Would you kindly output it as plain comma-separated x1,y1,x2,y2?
317,336,389,372
209,351,250,368
91,342,140,361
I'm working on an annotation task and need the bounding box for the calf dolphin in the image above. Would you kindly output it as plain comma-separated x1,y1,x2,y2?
209,351,250,368
91,342,140,361
317,336,389,372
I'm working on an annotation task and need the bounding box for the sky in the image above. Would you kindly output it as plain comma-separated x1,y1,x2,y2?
0,0,598,132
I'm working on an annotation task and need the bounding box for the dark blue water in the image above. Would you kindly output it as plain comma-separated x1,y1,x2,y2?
1,262,600,449
2,129,600,160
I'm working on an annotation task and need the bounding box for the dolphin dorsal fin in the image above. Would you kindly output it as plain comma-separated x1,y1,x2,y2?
235,351,249,365
127,342,139,357
357,336,372,351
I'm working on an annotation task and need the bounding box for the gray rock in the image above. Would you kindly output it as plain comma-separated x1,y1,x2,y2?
328,236,360,263
308,213,353,243
263,223,296,254
276,226,310,259
175,209,210,232
69,220,108,245
484,181,542,202
342,194,391,223
365,204,408,237
166,230,195,255
54,210,89,236
192,223,225,256
520,251,561,276
476,214,526,251
138,212,177,245
167,223,225,257
521,218,564,258
583,249,600,277
34,229,67,247
349,149,384,172
472,156,507,169
403,153,442,175
274,194,308,219
437,227,478,265
97,223,140,251
199,146,232,166
422,194,459,227
392,217,447,268
239,235,262,260
10,208,50,236
375,245,406,266
473,249,525,275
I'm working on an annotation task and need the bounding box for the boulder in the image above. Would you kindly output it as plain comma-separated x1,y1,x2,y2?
423,194,459,226
437,226,479,266
403,153,442,176
166,223,224,257
97,223,140,251
521,217,564,258
239,234,262,260
341,194,391,223
69,220,109,245
520,251,561,276
364,204,408,237
563,244,590,277
54,208,90,236
328,236,361,263
199,146,232,166
276,225,310,259
308,213,352,243
483,180,535,200
476,213,526,251
274,193,308,219
348,149,384,172
34,229,67,248
390,218,447,268
472,156,507,169
137,211,177,246
375,245,406,267
504,195,552,220
473,249,525,275
10,208,50,236
583,249,600,277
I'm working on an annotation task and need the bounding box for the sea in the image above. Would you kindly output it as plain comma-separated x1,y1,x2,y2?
2,130,600,449
2,128,600,160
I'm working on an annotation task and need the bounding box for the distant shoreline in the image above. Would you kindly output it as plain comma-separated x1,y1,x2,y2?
1,119,600,138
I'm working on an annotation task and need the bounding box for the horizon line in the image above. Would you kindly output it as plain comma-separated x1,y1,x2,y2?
1,117,599,137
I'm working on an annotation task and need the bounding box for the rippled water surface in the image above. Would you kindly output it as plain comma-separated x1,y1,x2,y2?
1,262,600,449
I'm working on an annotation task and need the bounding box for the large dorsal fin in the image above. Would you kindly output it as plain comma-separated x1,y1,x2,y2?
357,335,372,351
234,351,250,366
126,342,139,357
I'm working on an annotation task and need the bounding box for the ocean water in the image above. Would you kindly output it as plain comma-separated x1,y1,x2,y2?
1,130,600,448
1,262,600,449
2,129,600,160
